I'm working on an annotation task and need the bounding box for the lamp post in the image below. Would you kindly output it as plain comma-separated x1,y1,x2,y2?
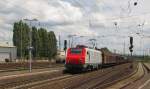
23,18,38,72
58,35,61,51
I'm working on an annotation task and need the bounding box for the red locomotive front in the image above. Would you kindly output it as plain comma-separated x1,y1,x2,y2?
65,48,87,70
66,48,86,66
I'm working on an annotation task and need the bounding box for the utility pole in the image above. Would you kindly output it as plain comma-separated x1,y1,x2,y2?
59,35,61,51
68,40,70,48
29,22,32,72
21,21,22,61
123,40,126,55
23,18,38,72
71,36,73,47
68,35,76,48
114,49,116,54
149,48,150,56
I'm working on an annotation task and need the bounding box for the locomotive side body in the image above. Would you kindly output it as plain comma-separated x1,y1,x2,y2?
85,48,102,69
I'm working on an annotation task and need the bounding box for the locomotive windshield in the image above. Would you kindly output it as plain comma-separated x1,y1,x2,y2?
70,48,82,54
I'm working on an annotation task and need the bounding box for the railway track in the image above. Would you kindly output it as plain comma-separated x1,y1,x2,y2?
10,75,74,89
25,63,135,89
0,63,63,73
105,62,149,89
5,69,108,89
65,63,136,89
121,62,150,89
0,68,65,89
0,63,137,89
39,68,115,89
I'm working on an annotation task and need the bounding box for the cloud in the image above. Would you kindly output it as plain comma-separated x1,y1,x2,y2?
0,0,84,41
0,0,150,55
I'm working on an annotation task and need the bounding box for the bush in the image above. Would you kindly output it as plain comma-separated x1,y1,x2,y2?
5,58,10,62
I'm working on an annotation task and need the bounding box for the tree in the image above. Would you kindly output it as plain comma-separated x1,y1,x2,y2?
21,22,30,58
47,31,57,59
13,20,30,58
13,20,57,60
50,31,57,57
32,27,40,58
38,28,48,57
47,32,52,59
13,22,20,57
51,31,57,57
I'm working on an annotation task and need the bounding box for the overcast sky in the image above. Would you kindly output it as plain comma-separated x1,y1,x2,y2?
0,0,150,55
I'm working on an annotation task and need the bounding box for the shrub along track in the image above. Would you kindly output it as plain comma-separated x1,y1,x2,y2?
27,63,136,89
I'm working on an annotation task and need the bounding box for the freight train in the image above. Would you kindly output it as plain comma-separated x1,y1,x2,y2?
65,46,128,71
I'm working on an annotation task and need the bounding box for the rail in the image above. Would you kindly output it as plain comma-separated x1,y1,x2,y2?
105,63,144,89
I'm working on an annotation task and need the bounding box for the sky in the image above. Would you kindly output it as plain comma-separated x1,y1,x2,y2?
0,0,150,55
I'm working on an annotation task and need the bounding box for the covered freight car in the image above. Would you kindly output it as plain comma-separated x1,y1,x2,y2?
100,48,126,65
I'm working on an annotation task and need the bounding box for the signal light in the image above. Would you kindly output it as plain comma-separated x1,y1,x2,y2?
134,2,137,6
129,37,134,56
64,40,67,51
130,37,133,45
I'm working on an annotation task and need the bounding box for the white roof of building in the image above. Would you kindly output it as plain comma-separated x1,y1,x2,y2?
0,45,16,48
0,42,16,48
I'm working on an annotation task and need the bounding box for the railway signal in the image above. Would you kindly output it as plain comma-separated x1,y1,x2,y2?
134,2,137,6
64,40,67,51
130,36,133,45
129,37,134,56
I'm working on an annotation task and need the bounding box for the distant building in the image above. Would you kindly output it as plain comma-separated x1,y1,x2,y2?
0,45,17,62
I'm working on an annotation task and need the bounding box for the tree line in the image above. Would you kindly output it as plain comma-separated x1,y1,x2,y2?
13,20,57,60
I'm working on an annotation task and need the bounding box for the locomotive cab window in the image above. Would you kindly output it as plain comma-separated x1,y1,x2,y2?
70,48,82,54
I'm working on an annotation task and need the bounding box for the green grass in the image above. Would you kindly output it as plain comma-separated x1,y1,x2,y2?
134,56,150,63
140,56,150,63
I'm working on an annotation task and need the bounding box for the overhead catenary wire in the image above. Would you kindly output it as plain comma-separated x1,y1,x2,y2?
71,0,149,24
8,0,148,25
